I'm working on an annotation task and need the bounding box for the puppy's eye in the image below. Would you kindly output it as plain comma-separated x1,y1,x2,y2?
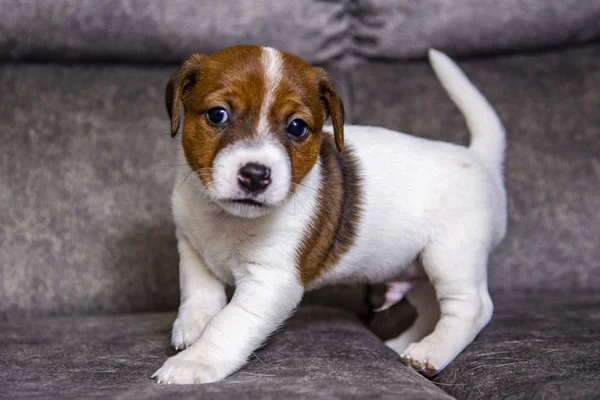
287,119,309,139
206,107,229,125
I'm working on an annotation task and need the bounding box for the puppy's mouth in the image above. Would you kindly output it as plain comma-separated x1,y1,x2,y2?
227,198,266,207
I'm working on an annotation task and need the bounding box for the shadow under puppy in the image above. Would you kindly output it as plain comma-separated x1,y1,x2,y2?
152,45,507,384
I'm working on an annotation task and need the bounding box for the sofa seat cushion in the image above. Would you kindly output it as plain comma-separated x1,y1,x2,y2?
434,291,600,399
0,305,454,399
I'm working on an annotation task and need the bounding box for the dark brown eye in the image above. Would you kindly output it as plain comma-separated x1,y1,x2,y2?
286,119,309,139
206,107,229,125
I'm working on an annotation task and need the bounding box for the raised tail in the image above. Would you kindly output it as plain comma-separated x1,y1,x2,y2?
428,49,506,179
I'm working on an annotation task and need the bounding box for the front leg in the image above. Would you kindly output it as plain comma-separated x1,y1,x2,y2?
171,235,227,350
153,266,303,384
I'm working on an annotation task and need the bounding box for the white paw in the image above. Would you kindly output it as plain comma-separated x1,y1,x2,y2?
151,355,223,384
171,297,223,350
400,338,454,377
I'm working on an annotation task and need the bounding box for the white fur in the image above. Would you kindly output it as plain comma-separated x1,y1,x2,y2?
153,50,507,383
257,47,283,138
209,139,291,218
170,234,227,350
429,49,505,177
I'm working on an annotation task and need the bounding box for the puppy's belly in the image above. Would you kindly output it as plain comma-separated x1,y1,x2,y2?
308,240,427,290
375,262,428,311
311,211,428,288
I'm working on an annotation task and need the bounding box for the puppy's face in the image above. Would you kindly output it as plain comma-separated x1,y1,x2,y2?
166,46,344,218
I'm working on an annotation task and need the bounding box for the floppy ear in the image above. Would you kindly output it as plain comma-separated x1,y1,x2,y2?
165,54,204,137
316,69,345,152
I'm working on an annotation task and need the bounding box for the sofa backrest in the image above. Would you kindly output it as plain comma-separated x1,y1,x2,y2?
1,0,599,64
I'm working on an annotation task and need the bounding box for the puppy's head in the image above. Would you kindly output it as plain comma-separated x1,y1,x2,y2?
166,45,344,218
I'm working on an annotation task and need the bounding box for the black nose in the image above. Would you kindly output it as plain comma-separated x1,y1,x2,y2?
238,163,271,194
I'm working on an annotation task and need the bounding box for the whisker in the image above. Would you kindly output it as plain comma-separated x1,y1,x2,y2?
179,167,212,189
178,171,195,189
292,182,319,192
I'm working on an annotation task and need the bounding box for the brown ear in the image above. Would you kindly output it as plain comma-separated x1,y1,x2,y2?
165,54,204,137
316,69,345,152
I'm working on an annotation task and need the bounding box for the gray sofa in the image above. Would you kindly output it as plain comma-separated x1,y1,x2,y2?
1,1,599,398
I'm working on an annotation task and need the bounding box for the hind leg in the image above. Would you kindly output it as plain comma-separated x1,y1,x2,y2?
399,237,493,376
385,281,440,355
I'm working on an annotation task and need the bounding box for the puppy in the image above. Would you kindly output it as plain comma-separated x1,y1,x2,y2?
152,45,507,384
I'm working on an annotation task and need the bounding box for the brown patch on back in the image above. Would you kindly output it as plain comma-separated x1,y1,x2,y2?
296,135,362,285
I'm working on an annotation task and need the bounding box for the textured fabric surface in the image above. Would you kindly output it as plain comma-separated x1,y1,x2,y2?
0,305,454,399
352,0,600,59
2,1,600,64
0,0,349,64
349,44,600,291
434,291,600,400
0,62,349,319
0,64,180,319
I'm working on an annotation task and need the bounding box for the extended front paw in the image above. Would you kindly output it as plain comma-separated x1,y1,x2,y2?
152,355,223,384
171,297,223,350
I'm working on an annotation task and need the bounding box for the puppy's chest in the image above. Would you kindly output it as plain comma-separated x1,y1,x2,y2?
188,219,255,283
184,211,302,285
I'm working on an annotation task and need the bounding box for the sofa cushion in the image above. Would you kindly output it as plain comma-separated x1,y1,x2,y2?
0,305,454,399
3,1,600,64
352,0,600,59
348,44,600,291
0,0,349,64
434,291,600,399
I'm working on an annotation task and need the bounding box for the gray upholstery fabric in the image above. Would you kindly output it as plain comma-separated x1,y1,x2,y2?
2,293,598,399
434,291,600,400
0,62,349,319
0,64,180,319
352,0,600,59
0,0,349,64
349,44,600,291
0,305,454,399
2,1,600,64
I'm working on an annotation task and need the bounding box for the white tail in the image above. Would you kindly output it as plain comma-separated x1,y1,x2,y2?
428,49,506,179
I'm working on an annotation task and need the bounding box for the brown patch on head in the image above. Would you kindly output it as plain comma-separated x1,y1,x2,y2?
165,45,267,185
315,69,345,152
296,136,362,285
165,45,345,194
269,52,324,185
265,51,346,186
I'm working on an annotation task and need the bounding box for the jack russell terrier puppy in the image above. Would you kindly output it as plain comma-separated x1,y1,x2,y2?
152,45,507,384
